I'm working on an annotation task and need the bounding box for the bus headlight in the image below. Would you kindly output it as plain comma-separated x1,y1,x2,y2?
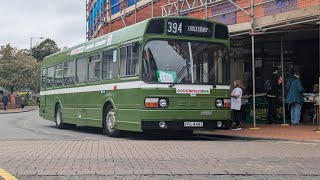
159,99,168,108
215,99,230,108
145,98,169,108
216,99,223,108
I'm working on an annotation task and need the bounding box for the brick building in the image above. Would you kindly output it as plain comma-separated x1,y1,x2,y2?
86,0,319,93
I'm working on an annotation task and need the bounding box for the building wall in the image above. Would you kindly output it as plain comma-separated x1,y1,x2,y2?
86,0,320,39
86,0,319,92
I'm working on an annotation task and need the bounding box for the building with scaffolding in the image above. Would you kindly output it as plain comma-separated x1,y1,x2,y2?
86,0,319,94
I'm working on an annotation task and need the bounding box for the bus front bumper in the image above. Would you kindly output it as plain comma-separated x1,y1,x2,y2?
141,120,231,130
140,109,231,130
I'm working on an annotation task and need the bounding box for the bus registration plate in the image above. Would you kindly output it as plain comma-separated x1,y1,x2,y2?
184,122,203,127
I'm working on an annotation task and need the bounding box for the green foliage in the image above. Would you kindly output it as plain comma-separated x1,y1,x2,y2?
0,44,41,93
31,38,60,61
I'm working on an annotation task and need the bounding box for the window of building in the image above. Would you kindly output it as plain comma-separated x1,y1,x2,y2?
64,60,75,85
76,58,88,83
120,43,139,77
102,49,117,79
88,54,101,81
54,63,63,86
41,68,46,88
46,66,54,88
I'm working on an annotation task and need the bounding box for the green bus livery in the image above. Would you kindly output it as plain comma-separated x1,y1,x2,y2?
40,17,231,137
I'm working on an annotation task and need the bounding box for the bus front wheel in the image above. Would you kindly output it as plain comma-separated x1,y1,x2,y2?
103,105,121,137
55,105,66,129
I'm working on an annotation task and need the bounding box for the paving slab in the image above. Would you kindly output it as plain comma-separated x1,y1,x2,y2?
196,123,320,142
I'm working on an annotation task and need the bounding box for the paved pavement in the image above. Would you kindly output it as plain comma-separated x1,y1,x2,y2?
198,123,320,142
0,111,320,179
16,175,320,180
0,106,38,114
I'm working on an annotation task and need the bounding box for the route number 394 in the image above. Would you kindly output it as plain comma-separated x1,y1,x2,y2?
167,22,182,34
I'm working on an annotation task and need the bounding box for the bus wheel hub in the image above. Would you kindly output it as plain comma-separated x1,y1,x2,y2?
106,111,115,130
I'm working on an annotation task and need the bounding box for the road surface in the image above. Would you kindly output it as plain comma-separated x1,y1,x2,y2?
0,110,319,179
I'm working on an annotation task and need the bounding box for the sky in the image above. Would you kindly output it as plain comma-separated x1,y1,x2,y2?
0,0,86,50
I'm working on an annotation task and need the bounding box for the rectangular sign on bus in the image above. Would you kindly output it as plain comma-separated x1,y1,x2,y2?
166,19,213,37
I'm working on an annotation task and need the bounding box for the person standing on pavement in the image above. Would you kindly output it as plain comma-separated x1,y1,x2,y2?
285,72,305,125
231,80,243,130
20,96,25,109
266,67,281,124
2,93,9,111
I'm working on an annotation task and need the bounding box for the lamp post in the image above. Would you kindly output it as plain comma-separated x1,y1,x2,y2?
30,37,44,55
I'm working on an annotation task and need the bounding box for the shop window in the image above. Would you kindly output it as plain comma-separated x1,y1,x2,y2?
120,43,139,77
76,58,88,83
46,66,54,88
64,60,75,85
102,49,117,79
88,54,101,81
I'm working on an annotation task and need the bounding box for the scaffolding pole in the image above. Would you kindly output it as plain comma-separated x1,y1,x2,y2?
281,36,288,126
317,21,320,132
86,0,88,41
250,0,258,129
152,0,154,17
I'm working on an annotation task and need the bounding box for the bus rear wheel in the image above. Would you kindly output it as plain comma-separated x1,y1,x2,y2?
55,105,66,129
103,105,121,137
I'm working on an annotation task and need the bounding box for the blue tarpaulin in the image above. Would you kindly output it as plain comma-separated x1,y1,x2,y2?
111,0,120,15
88,0,107,31
128,0,136,7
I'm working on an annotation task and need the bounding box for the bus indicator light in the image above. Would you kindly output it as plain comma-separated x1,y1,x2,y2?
223,99,231,108
113,85,117,90
145,98,159,108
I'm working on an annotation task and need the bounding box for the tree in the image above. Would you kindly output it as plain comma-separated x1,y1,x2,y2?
0,44,41,93
31,38,60,61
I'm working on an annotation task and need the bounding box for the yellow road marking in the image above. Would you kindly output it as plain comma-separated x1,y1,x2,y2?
0,169,18,180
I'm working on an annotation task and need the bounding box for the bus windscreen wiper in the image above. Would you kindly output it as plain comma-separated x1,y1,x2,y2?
199,64,216,88
169,65,188,88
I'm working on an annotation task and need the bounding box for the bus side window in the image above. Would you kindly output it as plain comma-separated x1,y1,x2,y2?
102,49,117,79
46,66,54,88
64,60,75,85
120,42,139,77
76,58,88,83
54,63,63,87
41,68,46,88
88,54,101,82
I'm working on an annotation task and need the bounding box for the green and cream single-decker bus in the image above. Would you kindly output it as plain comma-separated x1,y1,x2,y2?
40,17,231,137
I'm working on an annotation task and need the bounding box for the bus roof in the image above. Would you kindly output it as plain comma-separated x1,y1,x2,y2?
42,17,228,67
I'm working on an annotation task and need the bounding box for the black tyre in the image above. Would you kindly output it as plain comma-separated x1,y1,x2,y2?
55,105,66,129
103,105,121,137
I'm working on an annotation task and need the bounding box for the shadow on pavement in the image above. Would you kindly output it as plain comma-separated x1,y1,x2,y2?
44,124,236,141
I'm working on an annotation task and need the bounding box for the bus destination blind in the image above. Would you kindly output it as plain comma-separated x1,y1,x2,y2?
166,19,213,37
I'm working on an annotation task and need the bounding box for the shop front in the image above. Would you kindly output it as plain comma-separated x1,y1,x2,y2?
230,21,319,125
